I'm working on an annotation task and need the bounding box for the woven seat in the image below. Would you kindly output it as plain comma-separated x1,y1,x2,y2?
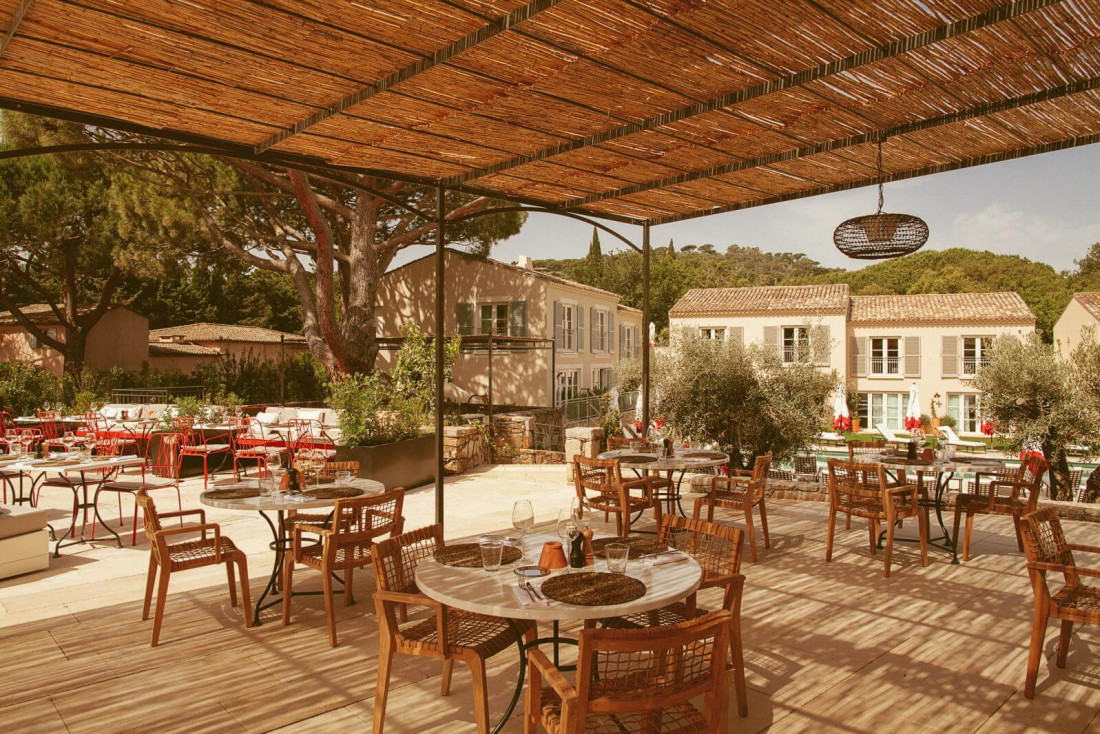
574,455,662,537
1021,508,1100,697
953,455,1043,561
283,487,405,647
136,489,250,646
286,461,361,534
826,458,929,578
525,611,732,734
695,453,771,561
372,524,535,733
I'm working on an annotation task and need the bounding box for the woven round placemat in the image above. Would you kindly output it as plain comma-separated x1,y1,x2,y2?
682,450,726,460
618,454,657,465
204,487,261,500
591,536,667,559
304,486,362,500
433,543,523,568
540,571,646,606
39,460,81,468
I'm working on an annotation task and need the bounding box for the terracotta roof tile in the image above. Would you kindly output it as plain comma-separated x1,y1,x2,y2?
849,292,1034,324
0,303,132,325
669,285,850,317
149,323,306,344
148,342,223,357
1073,293,1100,321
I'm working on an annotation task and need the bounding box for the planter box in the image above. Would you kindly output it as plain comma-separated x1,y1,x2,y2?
335,435,436,490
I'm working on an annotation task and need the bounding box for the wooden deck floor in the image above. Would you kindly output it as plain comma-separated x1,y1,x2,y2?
2,464,1100,732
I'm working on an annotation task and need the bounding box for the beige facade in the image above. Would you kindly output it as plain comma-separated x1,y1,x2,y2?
1054,293,1100,358
375,250,643,407
0,305,149,375
670,287,1036,435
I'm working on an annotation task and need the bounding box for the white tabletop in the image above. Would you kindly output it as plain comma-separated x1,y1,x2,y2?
598,448,728,472
3,454,144,474
870,454,1004,474
416,532,703,622
199,477,386,511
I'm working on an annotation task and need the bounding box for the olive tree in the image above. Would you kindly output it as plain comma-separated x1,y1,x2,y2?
971,334,1100,500
653,335,837,468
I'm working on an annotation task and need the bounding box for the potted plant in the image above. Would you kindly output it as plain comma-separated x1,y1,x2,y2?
845,388,861,433
329,372,436,490
930,393,942,428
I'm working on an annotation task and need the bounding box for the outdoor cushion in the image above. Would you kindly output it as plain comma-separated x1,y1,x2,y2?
0,505,49,541
255,409,280,426
297,408,327,423
322,410,342,427
277,407,299,423
144,404,168,420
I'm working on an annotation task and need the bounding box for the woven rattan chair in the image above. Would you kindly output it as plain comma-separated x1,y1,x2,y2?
283,487,405,647
136,489,251,646
597,515,748,718
1020,507,1100,698
694,453,771,561
794,454,820,483
286,460,362,533
826,458,929,578
848,440,892,460
371,524,535,733
952,454,1044,561
525,610,732,734
573,455,663,538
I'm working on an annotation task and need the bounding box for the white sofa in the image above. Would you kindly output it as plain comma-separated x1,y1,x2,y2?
0,505,50,579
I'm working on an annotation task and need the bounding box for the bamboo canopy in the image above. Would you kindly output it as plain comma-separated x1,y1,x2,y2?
0,0,1095,225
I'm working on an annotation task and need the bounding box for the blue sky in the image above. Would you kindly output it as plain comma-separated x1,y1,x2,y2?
394,143,1100,273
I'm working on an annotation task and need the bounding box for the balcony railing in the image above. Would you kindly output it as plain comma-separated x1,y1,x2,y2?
961,357,988,375
782,346,811,364
870,357,900,375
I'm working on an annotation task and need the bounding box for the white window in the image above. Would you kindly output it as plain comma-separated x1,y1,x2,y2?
592,367,612,392
869,337,900,376
961,336,993,376
594,309,608,352
561,304,575,351
555,369,580,406
858,392,907,432
621,326,634,358
782,326,811,364
479,303,509,336
700,327,726,341
948,394,981,433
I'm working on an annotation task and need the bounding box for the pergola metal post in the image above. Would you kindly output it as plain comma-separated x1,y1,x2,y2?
641,222,651,432
435,185,446,527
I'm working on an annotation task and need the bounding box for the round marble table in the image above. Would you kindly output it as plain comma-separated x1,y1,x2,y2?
201,476,385,625
597,448,728,518
416,531,703,732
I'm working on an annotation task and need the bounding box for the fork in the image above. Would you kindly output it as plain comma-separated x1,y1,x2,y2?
525,581,546,602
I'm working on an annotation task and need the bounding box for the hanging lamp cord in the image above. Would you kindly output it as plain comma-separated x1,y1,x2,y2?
876,137,885,215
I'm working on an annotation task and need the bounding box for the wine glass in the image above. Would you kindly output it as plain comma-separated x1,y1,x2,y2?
556,508,577,543
512,499,534,562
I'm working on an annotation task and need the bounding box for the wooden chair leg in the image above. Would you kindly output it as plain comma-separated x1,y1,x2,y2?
884,519,895,578
825,508,837,562
374,641,395,734
963,511,975,562
322,564,337,647
238,557,252,628
282,555,294,626
345,566,355,606
845,513,852,531
226,560,238,607
758,497,770,549
707,500,715,523
142,553,157,621
524,646,542,734
918,509,930,567
614,510,624,538
1013,514,1025,552
731,619,748,718
651,499,663,539
440,659,455,696
1025,601,1049,698
1057,619,1073,668
466,653,491,734
151,565,171,647
743,506,758,562
867,519,878,555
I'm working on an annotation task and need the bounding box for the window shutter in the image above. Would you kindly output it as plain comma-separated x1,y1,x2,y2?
508,300,526,337
589,307,597,352
904,336,921,377
553,301,563,350
456,303,474,336
763,326,779,356
577,306,584,353
813,325,830,366
730,326,744,346
619,324,625,359
942,336,958,377
608,311,615,353
852,336,868,377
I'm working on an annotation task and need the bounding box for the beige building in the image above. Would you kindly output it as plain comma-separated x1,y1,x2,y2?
148,323,309,372
669,286,1036,435
0,304,149,375
1054,293,1100,358
376,250,644,407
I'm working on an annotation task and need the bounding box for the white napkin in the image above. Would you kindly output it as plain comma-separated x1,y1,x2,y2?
512,583,550,607
644,550,691,566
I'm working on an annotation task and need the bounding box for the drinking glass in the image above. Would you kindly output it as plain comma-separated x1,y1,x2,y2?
480,539,505,572
335,470,353,486
512,500,535,562
605,544,629,574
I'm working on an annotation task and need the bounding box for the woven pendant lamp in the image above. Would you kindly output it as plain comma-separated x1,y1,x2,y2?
833,138,928,260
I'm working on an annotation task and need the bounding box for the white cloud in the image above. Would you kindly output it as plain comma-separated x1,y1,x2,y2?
940,204,1100,270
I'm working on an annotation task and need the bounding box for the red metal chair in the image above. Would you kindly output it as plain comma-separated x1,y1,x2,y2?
36,410,67,451
174,417,231,489
100,433,184,546
290,418,335,465
230,416,284,479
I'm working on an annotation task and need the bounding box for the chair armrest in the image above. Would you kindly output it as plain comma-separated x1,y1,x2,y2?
712,475,750,491
527,648,578,705
374,589,443,609
160,508,206,522
728,468,752,477
1068,544,1100,556
1028,561,1100,579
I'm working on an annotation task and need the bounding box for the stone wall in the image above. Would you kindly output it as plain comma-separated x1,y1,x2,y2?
565,427,605,482
443,416,489,475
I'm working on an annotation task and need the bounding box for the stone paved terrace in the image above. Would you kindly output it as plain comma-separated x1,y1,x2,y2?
3,464,1100,732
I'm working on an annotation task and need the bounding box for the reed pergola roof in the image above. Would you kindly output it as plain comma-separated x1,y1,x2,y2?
0,0,1097,225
